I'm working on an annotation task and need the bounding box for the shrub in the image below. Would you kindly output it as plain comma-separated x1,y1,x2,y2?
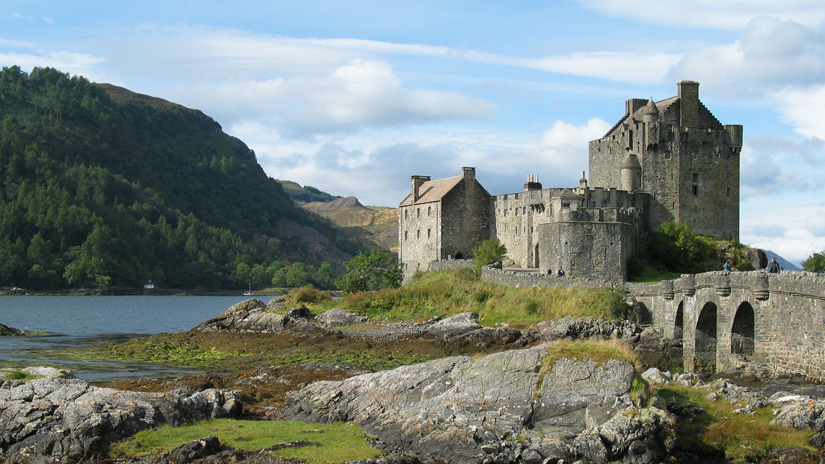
803,251,825,272
472,238,507,270
287,286,330,305
336,250,402,294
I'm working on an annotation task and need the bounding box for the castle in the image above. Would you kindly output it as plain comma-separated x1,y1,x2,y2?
398,81,743,281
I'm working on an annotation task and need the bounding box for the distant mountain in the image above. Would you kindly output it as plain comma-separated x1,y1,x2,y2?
0,66,360,290
764,250,801,271
302,196,399,253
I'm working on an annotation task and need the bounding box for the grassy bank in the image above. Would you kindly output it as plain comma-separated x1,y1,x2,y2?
113,419,381,463
658,385,814,462
313,269,630,327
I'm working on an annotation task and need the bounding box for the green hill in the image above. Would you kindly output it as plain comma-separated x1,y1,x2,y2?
0,66,360,290
276,180,341,203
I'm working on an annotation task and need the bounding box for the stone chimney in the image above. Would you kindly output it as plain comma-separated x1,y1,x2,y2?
524,174,542,191
678,80,700,128
625,98,648,116
462,167,476,180
411,175,430,202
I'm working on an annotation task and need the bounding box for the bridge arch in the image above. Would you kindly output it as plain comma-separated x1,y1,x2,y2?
731,301,755,360
674,302,684,342
695,302,718,373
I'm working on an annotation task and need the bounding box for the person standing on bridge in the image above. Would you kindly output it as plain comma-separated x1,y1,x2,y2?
768,257,781,273
723,260,732,272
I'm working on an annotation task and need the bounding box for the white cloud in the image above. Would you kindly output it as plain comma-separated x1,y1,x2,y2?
539,118,612,176
578,0,825,30
806,210,825,237
187,60,495,137
775,86,825,139
669,18,825,95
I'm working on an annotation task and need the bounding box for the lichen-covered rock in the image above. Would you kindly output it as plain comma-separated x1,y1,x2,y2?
0,368,243,463
316,308,368,327
536,316,640,341
281,344,673,464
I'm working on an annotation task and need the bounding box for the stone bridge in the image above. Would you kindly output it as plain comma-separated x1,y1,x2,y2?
626,271,825,381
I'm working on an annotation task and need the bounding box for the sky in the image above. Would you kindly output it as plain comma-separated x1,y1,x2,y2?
2,1,825,266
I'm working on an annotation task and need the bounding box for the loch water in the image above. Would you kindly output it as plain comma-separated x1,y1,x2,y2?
0,295,255,382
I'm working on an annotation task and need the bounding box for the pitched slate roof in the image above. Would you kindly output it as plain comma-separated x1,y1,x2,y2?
399,175,463,206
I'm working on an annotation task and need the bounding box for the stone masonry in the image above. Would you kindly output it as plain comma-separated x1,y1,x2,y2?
399,81,741,282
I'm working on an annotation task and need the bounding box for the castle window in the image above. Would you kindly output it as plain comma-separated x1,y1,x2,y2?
727,188,731,197
589,201,596,209
417,208,420,218
481,220,487,228
404,231,408,241
601,200,607,208
404,210,408,219
417,229,420,239
692,173,699,196
427,228,431,238
428,206,431,216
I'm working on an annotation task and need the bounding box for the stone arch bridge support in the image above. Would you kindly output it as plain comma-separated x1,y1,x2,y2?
626,271,825,381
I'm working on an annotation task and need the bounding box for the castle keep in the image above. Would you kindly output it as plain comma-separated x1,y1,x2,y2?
399,81,742,281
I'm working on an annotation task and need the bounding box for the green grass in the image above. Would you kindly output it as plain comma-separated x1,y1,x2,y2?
658,385,814,462
3,369,41,382
313,270,630,327
113,419,382,464
542,339,640,368
102,338,250,366
628,263,682,283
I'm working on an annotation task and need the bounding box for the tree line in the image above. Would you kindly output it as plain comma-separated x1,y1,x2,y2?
0,66,363,290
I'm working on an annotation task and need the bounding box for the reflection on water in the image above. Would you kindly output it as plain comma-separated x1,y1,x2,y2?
0,295,257,382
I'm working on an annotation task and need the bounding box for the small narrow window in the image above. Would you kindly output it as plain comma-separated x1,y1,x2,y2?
427,228,431,238
727,188,731,197
404,231,408,241
428,206,431,216
417,208,420,218
417,229,420,239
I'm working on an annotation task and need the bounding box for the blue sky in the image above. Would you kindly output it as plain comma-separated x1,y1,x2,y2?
2,1,825,265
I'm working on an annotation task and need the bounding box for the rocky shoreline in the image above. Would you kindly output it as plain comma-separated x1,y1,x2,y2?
2,299,825,463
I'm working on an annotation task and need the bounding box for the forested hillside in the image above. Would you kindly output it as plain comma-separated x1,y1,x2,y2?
0,66,360,290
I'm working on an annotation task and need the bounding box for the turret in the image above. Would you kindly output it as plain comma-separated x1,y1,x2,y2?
642,98,660,123
620,153,642,192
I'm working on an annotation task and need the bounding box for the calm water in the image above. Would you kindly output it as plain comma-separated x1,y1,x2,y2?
0,295,261,382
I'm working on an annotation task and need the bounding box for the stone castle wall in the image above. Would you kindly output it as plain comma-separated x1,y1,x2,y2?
440,177,491,262
399,200,442,280
481,266,616,290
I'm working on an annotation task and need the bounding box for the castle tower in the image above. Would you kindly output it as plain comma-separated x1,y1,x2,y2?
588,81,741,239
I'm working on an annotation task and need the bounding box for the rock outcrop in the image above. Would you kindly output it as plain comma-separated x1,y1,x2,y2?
0,367,242,463
0,322,22,336
194,301,524,346
281,344,675,464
